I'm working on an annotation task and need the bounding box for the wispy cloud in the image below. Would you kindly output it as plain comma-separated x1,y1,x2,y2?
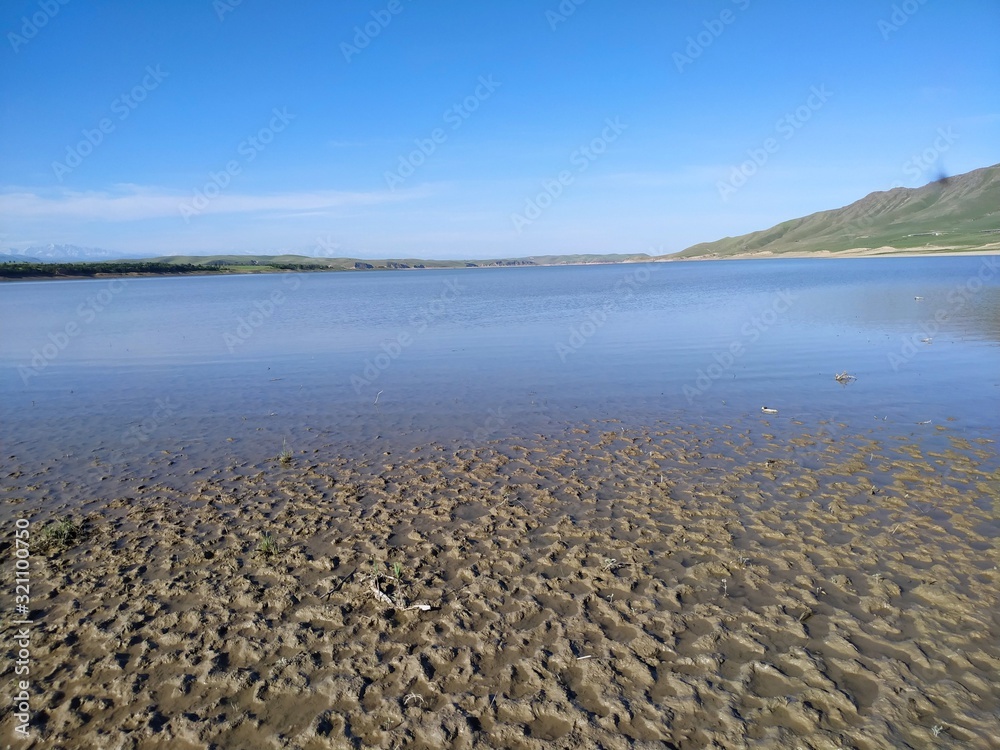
0,183,426,222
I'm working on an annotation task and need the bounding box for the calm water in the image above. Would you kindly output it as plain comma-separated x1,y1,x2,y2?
2,257,999,466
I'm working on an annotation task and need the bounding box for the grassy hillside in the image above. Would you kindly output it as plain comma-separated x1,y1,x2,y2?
675,163,1000,258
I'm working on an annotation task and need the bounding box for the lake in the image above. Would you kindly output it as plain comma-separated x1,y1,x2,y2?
5,255,1000,749
1,256,999,473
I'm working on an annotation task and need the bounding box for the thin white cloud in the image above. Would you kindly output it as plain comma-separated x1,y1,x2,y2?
0,184,426,222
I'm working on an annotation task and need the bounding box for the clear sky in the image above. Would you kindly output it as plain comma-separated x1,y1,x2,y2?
1,0,998,259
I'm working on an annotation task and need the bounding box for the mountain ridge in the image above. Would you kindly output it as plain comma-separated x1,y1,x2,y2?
675,164,1000,259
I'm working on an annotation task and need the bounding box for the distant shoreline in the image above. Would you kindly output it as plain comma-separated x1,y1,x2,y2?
2,248,998,281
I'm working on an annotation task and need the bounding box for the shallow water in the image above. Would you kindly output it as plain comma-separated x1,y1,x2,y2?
1,256,998,477
2,258,999,748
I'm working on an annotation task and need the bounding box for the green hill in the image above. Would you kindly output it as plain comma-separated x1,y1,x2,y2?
675,163,1000,259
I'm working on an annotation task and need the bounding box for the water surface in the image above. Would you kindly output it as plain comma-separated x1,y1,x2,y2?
2,256,998,473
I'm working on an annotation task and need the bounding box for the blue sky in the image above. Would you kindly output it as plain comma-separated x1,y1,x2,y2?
1,0,998,259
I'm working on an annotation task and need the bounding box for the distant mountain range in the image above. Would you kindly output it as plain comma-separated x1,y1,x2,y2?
6,164,998,268
676,163,1000,259
0,244,138,263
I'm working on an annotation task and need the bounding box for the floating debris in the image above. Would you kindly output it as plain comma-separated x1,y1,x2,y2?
914,296,924,301
834,371,856,384
921,338,933,344
761,406,778,415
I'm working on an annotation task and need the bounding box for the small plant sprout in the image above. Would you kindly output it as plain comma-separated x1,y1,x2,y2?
277,438,292,465
392,562,403,580
722,578,729,597
257,532,278,558
871,572,884,585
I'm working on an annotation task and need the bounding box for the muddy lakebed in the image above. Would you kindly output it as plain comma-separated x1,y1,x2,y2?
1,257,999,748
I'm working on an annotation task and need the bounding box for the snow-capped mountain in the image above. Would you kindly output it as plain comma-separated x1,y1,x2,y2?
2,244,146,262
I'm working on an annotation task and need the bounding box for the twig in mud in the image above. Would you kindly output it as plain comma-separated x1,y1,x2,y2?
322,568,356,600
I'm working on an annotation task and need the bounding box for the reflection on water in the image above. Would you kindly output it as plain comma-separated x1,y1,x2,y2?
1,256,998,467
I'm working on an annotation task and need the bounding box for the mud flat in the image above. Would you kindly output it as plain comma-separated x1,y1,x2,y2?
2,419,999,749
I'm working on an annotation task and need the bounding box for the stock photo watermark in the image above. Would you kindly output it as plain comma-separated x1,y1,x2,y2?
510,116,627,232
341,0,412,63
902,126,957,181
673,0,751,73
845,126,959,239
11,517,33,740
351,277,465,394
179,106,295,221
7,0,70,53
555,264,653,362
887,256,998,371
312,234,343,258
682,288,797,402
545,0,587,31
51,64,168,182
213,0,242,21
384,74,501,190
18,279,128,384
122,397,180,448
472,407,508,442
717,85,831,201
878,0,930,40
223,272,304,353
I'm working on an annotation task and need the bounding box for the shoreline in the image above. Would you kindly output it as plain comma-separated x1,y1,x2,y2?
2,248,998,282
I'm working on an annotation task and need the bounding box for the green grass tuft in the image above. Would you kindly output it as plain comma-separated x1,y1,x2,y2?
38,517,82,553
256,532,279,559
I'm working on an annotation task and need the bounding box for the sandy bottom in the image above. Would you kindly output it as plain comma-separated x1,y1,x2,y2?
2,419,999,749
